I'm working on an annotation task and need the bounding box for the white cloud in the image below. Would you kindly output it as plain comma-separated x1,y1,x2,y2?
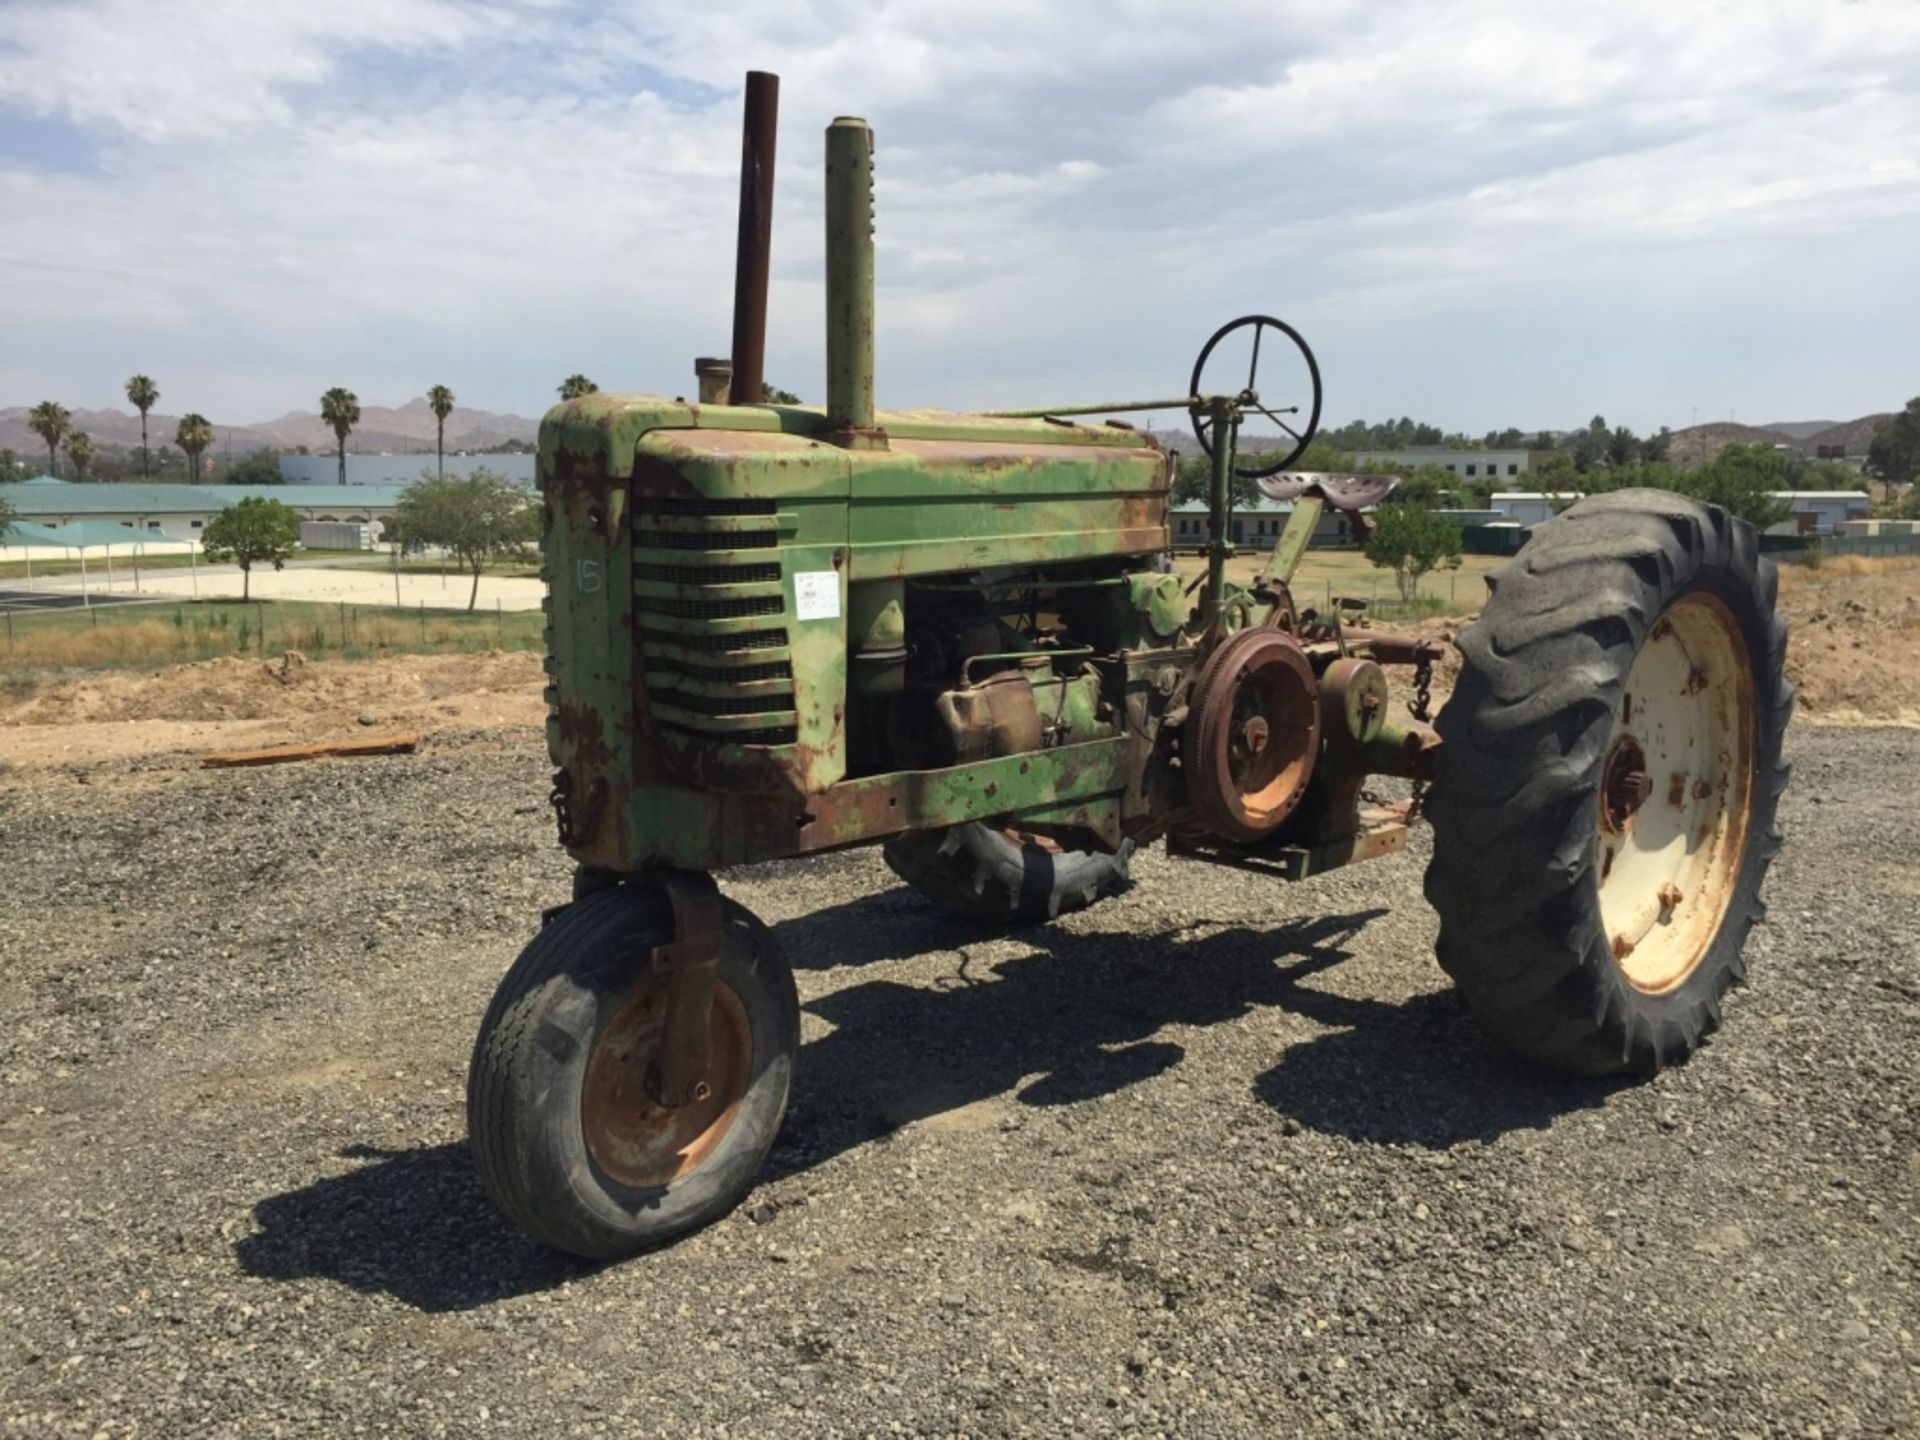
0,0,1916,432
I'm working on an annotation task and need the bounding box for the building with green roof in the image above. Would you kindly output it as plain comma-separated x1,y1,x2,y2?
0,482,410,543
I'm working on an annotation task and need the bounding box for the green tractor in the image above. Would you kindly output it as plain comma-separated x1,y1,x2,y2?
468,75,1792,1258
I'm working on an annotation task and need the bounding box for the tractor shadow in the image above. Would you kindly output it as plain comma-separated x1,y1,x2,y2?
234,1141,592,1313
765,893,1624,1179
235,893,1620,1312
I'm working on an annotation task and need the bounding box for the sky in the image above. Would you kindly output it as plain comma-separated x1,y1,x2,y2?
2,0,1917,438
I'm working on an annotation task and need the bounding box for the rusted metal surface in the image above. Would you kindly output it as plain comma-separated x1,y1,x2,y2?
1186,629,1320,842
824,116,882,446
936,671,1044,763
728,71,779,407
648,870,728,1110
581,978,750,1189
1257,493,1323,588
1601,734,1652,833
695,357,733,405
1319,656,1388,746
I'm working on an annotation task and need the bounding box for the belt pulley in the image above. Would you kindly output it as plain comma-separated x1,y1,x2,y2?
1185,628,1321,842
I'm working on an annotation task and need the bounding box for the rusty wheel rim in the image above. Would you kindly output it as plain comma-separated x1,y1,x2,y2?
1595,593,1756,994
580,978,752,1190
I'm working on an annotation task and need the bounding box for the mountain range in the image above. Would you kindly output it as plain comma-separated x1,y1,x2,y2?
1,399,1894,471
0,397,537,459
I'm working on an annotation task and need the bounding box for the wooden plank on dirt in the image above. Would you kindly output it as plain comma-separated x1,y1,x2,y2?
201,734,420,768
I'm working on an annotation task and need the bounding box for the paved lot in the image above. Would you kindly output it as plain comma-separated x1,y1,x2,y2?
0,723,1914,1437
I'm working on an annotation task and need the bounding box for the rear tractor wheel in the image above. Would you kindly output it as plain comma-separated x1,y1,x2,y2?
467,884,798,1258
1424,490,1791,1075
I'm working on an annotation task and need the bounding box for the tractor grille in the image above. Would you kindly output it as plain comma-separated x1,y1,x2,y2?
633,496,797,746
634,527,779,551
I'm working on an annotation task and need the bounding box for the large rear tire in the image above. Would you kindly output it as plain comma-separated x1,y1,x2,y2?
883,823,1134,925
1424,490,1791,1075
468,885,798,1258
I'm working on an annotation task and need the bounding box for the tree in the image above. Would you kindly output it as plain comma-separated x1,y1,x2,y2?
175,413,214,481
223,454,284,486
28,401,70,478
63,430,94,481
390,467,537,611
1865,398,1920,487
558,374,599,400
427,384,455,476
0,448,18,482
1674,444,1792,530
762,383,802,404
0,484,16,538
1364,502,1463,602
125,374,159,476
200,497,299,600
1170,451,1261,509
320,387,360,486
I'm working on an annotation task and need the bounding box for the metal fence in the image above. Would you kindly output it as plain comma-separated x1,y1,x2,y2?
1825,534,1920,558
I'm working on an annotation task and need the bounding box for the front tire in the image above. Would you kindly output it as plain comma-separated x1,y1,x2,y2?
467,885,798,1258
1424,490,1791,1075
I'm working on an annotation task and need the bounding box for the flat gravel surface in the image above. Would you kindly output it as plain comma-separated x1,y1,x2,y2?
0,725,1914,1438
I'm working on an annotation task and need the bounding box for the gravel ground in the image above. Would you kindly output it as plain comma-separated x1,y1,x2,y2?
0,723,1915,1438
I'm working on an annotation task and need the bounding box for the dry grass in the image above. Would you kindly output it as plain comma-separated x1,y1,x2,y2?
1,600,542,700
1776,553,1920,592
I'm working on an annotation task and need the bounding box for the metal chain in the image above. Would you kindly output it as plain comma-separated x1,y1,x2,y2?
1406,650,1435,824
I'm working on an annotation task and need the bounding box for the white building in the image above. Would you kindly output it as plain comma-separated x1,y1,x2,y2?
1,480,411,544
1491,489,1870,535
1764,491,1871,536
1170,494,1355,548
1352,447,1532,481
278,453,536,486
1490,492,1579,525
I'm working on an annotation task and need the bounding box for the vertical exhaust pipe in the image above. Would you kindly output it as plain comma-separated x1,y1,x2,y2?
825,116,882,445
727,71,779,406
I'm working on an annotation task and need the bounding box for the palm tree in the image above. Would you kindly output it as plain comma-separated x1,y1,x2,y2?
28,401,70,478
427,384,455,476
175,413,214,482
558,374,599,400
320,387,360,486
125,374,159,476
63,431,95,481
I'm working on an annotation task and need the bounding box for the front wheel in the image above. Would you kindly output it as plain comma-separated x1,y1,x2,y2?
1424,490,1792,1075
467,885,798,1258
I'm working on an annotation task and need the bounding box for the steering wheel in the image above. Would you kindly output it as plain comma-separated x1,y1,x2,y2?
1187,315,1323,478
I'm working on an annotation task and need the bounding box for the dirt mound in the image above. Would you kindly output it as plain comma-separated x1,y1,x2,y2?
1369,560,1920,726
1777,559,1920,722
2,649,545,727
0,650,548,766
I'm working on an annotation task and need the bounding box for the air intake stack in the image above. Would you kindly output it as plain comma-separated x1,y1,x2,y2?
824,116,885,448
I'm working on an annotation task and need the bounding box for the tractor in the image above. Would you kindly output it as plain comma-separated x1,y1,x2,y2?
468,74,1791,1258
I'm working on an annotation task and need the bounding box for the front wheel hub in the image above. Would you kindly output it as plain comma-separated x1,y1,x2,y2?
581,978,752,1190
